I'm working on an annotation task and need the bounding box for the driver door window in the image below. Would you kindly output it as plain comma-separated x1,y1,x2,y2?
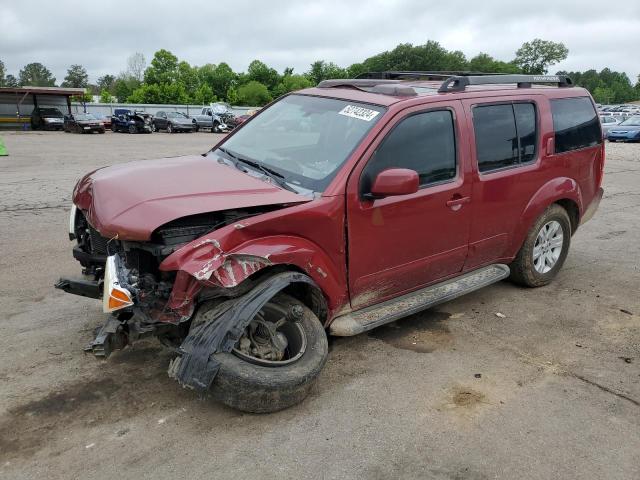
361,110,457,194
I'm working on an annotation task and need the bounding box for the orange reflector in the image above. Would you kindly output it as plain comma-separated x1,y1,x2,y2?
108,288,132,310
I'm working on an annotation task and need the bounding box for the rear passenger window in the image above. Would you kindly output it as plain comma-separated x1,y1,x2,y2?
473,103,537,173
551,97,601,153
363,110,456,189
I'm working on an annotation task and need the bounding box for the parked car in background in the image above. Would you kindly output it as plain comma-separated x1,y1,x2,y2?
58,73,604,414
63,113,106,134
600,115,622,137
191,105,227,132
111,109,153,134
607,116,640,142
153,111,196,133
91,112,112,130
31,107,65,130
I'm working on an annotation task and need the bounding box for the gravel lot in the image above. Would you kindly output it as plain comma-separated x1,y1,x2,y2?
1,131,639,480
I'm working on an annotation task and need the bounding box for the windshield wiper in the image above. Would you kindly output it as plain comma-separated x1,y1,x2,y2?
217,147,298,193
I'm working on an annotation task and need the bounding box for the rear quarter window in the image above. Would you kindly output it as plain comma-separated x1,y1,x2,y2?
551,97,601,153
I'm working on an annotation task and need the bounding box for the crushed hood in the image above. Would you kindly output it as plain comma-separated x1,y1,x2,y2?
73,155,310,241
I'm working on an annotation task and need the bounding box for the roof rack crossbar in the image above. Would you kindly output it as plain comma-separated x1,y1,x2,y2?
438,74,573,93
356,71,498,80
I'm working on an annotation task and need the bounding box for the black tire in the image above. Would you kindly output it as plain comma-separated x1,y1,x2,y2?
167,123,173,133
111,123,116,132
212,121,220,133
128,124,136,134
510,204,571,287
206,293,328,413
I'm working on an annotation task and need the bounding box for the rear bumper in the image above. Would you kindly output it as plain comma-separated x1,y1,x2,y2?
580,187,604,225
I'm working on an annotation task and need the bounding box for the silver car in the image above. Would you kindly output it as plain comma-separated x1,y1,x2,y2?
600,115,622,137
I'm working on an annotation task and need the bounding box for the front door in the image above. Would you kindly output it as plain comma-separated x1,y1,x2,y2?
346,102,473,310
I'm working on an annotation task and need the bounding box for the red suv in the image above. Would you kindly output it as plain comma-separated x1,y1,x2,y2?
57,72,604,412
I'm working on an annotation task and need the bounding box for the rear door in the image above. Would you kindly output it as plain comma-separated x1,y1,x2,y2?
346,101,473,309
461,96,546,268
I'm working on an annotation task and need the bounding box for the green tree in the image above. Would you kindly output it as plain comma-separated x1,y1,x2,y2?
308,60,348,84
62,64,89,88
4,74,19,87
177,61,199,100
97,74,116,93
113,73,140,102
559,68,638,103
128,82,189,104
226,86,239,105
0,60,5,86
272,74,312,97
246,60,280,91
193,84,216,104
236,81,272,106
144,49,180,85
99,89,114,103
198,62,238,101
514,39,568,74
468,53,520,73
19,62,56,86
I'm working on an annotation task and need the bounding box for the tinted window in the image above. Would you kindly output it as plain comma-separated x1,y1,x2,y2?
514,103,536,163
362,110,456,190
473,105,518,172
551,97,601,153
473,103,537,172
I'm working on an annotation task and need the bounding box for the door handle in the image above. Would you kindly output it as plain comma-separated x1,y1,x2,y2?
446,196,470,210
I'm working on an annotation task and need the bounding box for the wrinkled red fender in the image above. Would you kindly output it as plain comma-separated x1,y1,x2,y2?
508,176,583,257
160,230,348,316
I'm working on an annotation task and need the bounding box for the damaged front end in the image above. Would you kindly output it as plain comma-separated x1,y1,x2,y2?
57,205,285,358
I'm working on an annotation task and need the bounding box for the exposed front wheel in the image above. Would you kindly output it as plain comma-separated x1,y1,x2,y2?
128,125,136,134
200,293,328,413
167,123,173,133
212,121,220,133
510,204,571,287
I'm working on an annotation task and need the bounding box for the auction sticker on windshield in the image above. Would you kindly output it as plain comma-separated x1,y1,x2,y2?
338,105,380,121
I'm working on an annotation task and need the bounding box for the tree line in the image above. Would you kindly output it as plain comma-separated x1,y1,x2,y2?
1,39,639,106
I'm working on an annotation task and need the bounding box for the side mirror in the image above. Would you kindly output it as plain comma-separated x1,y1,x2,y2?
366,168,419,199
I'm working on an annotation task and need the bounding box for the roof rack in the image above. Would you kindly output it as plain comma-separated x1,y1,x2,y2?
317,72,574,97
356,71,496,80
437,74,573,92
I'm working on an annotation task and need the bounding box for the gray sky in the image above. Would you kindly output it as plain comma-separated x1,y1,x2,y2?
1,0,639,83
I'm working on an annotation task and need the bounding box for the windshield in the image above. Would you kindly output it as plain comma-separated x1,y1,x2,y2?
75,113,95,121
619,116,640,126
213,94,385,191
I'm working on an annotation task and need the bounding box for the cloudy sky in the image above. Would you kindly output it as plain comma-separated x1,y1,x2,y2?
1,0,639,83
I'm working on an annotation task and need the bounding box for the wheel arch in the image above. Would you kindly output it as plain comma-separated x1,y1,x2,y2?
161,234,348,321
509,177,583,257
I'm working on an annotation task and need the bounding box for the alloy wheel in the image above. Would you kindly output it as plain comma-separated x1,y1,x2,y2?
532,220,564,274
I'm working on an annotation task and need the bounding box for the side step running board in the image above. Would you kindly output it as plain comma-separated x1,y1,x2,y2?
330,264,510,336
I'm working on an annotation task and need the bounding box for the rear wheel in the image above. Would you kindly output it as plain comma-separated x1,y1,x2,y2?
199,293,328,413
510,204,571,287
111,123,116,132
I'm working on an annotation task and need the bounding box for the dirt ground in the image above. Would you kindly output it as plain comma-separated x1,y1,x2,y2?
1,131,638,480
